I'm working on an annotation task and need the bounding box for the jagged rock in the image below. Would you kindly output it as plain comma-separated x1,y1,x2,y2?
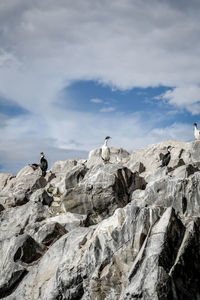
126,140,196,182
33,222,67,246
13,234,45,264
169,219,200,299
121,207,185,299
0,204,4,213
50,159,78,176
0,201,51,240
2,140,200,300
47,160,87,196
131,172,200,217
64,165,88,189
0,166,47,207
62,164,146,224
0,234,45,299
44,212,87,230
86,146,130,168
30,189,53,206
3,204,162,300
0,174,15,191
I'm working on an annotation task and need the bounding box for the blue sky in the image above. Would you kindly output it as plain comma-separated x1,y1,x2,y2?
60,80,195,126
0,0,200,174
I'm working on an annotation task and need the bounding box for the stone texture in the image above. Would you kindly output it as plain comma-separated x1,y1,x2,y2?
1,140,200,300
87,146,130,168
0,166,47,208
0,174,15,191
62,164,146,225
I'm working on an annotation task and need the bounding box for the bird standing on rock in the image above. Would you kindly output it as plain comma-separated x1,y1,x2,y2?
101,136,111,164
193,123,200,140
40,152,48,176
161,146,173,167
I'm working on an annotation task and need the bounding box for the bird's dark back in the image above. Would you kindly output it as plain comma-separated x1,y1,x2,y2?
40,157,48,170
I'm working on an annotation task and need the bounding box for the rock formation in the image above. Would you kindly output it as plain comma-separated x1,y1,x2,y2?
0,141,200,299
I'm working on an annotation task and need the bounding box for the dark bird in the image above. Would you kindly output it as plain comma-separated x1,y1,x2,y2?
161,146,173,167
40,152,48,176
29,163,39,170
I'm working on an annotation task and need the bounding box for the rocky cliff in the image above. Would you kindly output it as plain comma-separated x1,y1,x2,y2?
0,140,200,300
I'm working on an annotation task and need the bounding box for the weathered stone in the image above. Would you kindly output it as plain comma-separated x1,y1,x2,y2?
4,205,162,300
86,146,130,168
0,234,45,299
0,174,15,192
64,165,88,189
62,164,146,225
0,166,47,207
0,203,4,213
169,219,200,300
0,201,51,241
34,222,67,246
131,172,200,217
13,234,45,264
2,139,200,300
121,208,185,299
47,160,87,197
30,189,53,206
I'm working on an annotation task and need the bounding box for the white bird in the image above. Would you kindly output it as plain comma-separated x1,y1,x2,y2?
101,136,111,163
194,123,200,140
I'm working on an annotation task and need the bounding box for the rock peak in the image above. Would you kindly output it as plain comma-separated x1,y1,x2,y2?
0,140,200,299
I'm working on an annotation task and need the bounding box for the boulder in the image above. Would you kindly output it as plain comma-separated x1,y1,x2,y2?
131,172,200,217
0,166,47,207
121,208,185,299
30,189,53,206
3,204,162,300
47,160,87,196
2,139,200,300
0,234,45,299
0,173,15,191
33,222,67,246
62,164,146,224
126,140,193,182
86,146,130,168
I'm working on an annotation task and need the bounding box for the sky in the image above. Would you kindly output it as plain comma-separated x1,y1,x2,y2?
0,0,200,174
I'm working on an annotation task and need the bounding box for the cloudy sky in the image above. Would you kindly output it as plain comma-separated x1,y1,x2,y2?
0,0,200,174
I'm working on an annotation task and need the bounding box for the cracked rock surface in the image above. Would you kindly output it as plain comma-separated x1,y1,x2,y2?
1,141,200,299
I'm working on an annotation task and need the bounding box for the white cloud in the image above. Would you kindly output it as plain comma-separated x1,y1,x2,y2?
0,0,199,172
90,98,103,104
158,86,200,114
0,0,200,105
100,106,116,113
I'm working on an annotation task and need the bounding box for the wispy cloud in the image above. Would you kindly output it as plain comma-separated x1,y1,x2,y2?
90,98,104,104
158,86,200,115
0,0,199,173
100,106,116,113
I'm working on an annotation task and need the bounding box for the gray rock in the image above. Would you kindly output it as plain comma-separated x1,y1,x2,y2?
62,164,146,225
30,189,53,206
0,174,15,192
0,234,45,299
86,147,130,168
2,139,200,300
3,204,162,300
0,204,4,213
0,201,51,240
47,160,87,197
34,222,67,246
0,166,47,207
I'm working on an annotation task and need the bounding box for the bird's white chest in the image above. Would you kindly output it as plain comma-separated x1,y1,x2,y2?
102,144,110,160
194,128,200,140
